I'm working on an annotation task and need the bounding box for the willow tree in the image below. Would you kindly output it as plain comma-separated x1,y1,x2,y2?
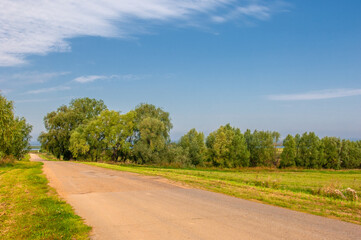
39,98,107,159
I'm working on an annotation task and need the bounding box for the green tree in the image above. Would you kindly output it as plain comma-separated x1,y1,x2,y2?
298,132,322,168
0,94,32,161
179,129,206,166
132,104,172,164
340,140,361,169
39,98,107,159
206,124,249,168
321,137,341,169
245,130,279,167
70,110,136,162
133,117,168,164
279,134,296,168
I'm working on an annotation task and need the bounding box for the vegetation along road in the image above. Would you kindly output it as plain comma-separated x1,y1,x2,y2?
33,154,361,240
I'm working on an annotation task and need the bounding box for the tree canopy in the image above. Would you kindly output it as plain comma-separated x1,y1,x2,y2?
0,94,32,162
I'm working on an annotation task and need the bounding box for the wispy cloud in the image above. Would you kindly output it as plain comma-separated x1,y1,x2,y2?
268,88,361,101
0,71,69,84
74,75,107,83
0,0,286,67
25,86,71,94
16,96,72,103
74,74,146,83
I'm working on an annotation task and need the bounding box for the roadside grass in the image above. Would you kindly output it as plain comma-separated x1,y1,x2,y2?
83,162,361,225
0,157,91,239
37,152,60,161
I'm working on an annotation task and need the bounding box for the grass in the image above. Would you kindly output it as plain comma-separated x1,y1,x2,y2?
36,152,60,161
83,162,361,225
0,156,91,239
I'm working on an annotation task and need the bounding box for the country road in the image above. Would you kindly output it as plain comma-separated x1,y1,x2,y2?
31,154,361,240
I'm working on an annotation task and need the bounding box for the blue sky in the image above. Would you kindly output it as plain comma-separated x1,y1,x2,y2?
1,0,361,143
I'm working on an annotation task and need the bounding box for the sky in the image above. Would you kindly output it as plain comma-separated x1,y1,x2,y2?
1,0,361,143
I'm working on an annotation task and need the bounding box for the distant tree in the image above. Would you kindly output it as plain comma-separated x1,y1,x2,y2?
279,134,296,168
298,132,322,168
245,129,279,167
206,124,249,168
340,140,361,169
70,110,136,162
321,137,341,169
179,129,206,166
132,104,172,164
39,98,107,159
294,133,302,166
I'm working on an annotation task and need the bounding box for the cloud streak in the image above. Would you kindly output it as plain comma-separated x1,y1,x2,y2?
0,0,285,67
74,75,107,83
268,88,361,101
74,74,147,83
25,86,71,94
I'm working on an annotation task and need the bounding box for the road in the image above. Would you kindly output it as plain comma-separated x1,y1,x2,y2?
31,154,361,240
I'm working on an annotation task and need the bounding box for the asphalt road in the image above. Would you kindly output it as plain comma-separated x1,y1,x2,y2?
31,154,361,240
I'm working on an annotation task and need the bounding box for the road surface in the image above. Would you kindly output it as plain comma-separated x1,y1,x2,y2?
31,154,361,240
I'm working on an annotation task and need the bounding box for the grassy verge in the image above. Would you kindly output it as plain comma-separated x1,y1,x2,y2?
83,162,361,225
37,152,60,161
0,157,91,239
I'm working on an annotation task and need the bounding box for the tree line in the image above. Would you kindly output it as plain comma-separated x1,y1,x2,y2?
39,98,361,169
0,94,32,163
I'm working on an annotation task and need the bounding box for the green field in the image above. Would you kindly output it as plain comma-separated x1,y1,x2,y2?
0,159,91,239
84,162,361,225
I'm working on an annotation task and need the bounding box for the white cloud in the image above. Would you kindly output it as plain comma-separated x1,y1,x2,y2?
0,0,285,67
16,96,72,103
74,75,106,83
25,86,71,94
268,88,361,101
1,71,69,84
74,74,147,83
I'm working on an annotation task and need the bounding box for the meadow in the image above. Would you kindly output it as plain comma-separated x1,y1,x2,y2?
84,162,361,225
0,158,91,239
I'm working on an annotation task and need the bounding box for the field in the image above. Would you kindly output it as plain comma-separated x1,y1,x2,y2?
84,162,361,224
0,158,91,239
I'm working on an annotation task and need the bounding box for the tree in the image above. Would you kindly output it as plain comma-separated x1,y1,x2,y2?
179,129,206,166
133,117,168,164
245,129,279,167
70,110,137,162
132,104,172,164
340,140,361,169
0,94,32,161
298,132,322,168
279,134,296,168
39,98,107,160
321,137,341,169
206,124,249,168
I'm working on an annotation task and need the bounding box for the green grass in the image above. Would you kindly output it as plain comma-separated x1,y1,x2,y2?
37,152,60,161
0,157,91,239
83,162,361,225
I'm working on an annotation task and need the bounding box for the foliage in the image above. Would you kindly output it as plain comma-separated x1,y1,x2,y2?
206,124,250,167
40,98,361,169
132,104,172,164
244,129,279,167
39,98,107,160
280,134,296,168
70,110,136,161
0,94,32,162
179,128,206,166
